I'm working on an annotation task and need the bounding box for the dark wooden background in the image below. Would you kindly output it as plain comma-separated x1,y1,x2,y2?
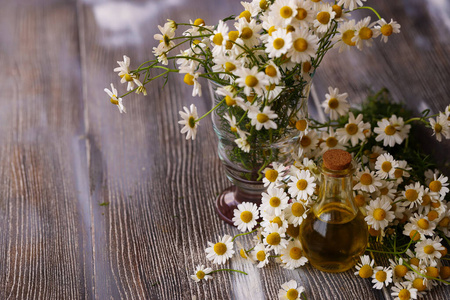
0,0,449,299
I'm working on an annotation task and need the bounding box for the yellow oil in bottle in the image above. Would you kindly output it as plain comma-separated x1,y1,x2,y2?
300,202,368,273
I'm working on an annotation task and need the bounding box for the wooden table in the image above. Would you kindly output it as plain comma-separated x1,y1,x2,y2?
0,0,449,299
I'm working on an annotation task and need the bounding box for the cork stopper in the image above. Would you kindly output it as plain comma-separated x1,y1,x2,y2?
322,149,352,171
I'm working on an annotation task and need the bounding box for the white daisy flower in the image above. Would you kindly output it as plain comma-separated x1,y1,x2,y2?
319,128,345,154
389,257,408,282
269,0,298,28
235,133,251,153
211,20,229,54
215,86,247,109
280,239,308,269
376,181,397,203
406,213,437,238
205,235,235,265
284,201,308,226
365,198,395,231
429,173,449,200
232,202,260,232
153,22,176,51
313,4,336,33
288,169,316,201
321,86,350,120
263,223,288,254
234,17,262,48
372,266,393,289
278,280,305,300
190,265,213,282
352,16,379,50
375,18,401,43
353,168,383,193
251,243,270,268
261,186,290,216
263,162,287,188
354,255,375,278
404,271,430,295
424,168,440,186
336,112,370,147
393,159,411,184
375,153,399,179
183,72,202,96
113,55,143,91
334,20,357,52
287,28,319,63
212,53,242,80
260,213,288,232
297,130,319,158
337,0,366,10
402,182,424,209
178,104,199,140
415,237,445,264
234,66,270,97
291,0,314,28
390,281,418,300
264,61,282,84
265,29,293,58
105,83,126,113
248,105,278,130
374,116,410,147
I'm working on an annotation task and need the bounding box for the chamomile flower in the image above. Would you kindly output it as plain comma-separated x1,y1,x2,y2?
153,23,175,51
376,18,401,43
248,105,279,130
260,213,288,231
264,61,282,84
287,28,319,63
402,182,424,209
251,243,270,268
263,223,288,254
428,173,449,200
234,17,262,48
337,0,366,11
404,271,430,295
389,257,409,282
374,116,410,147
354,255,375,278
105,83,126,113
375,153,399,179
319,128,345,154
288,169,316,201
178,104,199,140
232,202,259,232
211,20,229,55
372,266,393,289
297,130,319,158
376,181,397,203
114,55,143,91
235,133,251,152
336,112,370,147
284,201,308,226
354,168,382,193
415,237,445,263
390,282,418,300
265,29,293,58
365,198,395,231
291,0,314,28
280,239,308,269
234,66,270,97
407,213,436,238
352,16,378,50
278,280,305,300
183,72,202,96
261,186,290,216
334,20,357,52
321,86,350,120
263,162,287,187
313,4,336,33
393,160,411,184
191,265,213,282
269,0,298,28
215,86,247,109
205,235,235,265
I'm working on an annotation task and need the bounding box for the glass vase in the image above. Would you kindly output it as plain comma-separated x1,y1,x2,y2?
208,80,312,225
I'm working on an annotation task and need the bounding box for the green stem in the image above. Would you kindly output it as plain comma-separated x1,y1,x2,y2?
207,269,248,275
403,261,450,285
352,6,382,20
196,98,226,123
232,228,259,242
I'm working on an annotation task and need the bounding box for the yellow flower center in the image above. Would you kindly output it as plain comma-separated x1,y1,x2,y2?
268,26,277,36
439,216,449,227
188,116,196,129
303,61,312,73
328,98,339,109
375,270,387,282
355,194,366,207
291,202,305,217
266,232,281,245
273,38,285,50
431,200,441,208
287,289,299,300
332,5,342,18
293,38,308,52
404,189,418,202
225,62,236,72
239,10,251,22
394,265,408,278
360,173,373,185
228,30,239,41
426,266,439,278
342,30,356,46
256,250,266,261
214,242,227,255
380,187,389,195
225,95,236,106
434,123,442,133
381,161,392,173
296,179,308,191
196,270,205,280
300,136,311,147
245,75,258,87
296,8,307,20
398,289,410,300
417,218,429,230
286,25,295,33
440,266,450,280
373,208,386,221
326,137,338,148
317,11,330,25
240,248,248,259
410,257,419,266
272,216,283,228
429,180,442,193
359,265,373,278
424,245,435,254
110,97,119,105
427,210,439,221
265,65,277,77
280,6,293,18
409,230,420,241
241,27,253,39
384,125,396,135
394,168,403,178
269,196,281,207
381,24,393,36
345,123,358,135
184,73,194,85
213,33,223,46
247,94,256,103
194,18,205,26
260,0,269,10
421,194,431,206
295,119,308,131
286,224,299,238
240,211,253,223
359,27,373,40
412,278,426,291
265,170,279,182
289,247,303,260
257,113,269,123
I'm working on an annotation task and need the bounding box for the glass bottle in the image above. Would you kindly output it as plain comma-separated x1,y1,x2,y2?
299,149,368,272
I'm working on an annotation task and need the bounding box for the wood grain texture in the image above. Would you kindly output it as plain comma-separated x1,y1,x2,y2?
0,0,448,299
